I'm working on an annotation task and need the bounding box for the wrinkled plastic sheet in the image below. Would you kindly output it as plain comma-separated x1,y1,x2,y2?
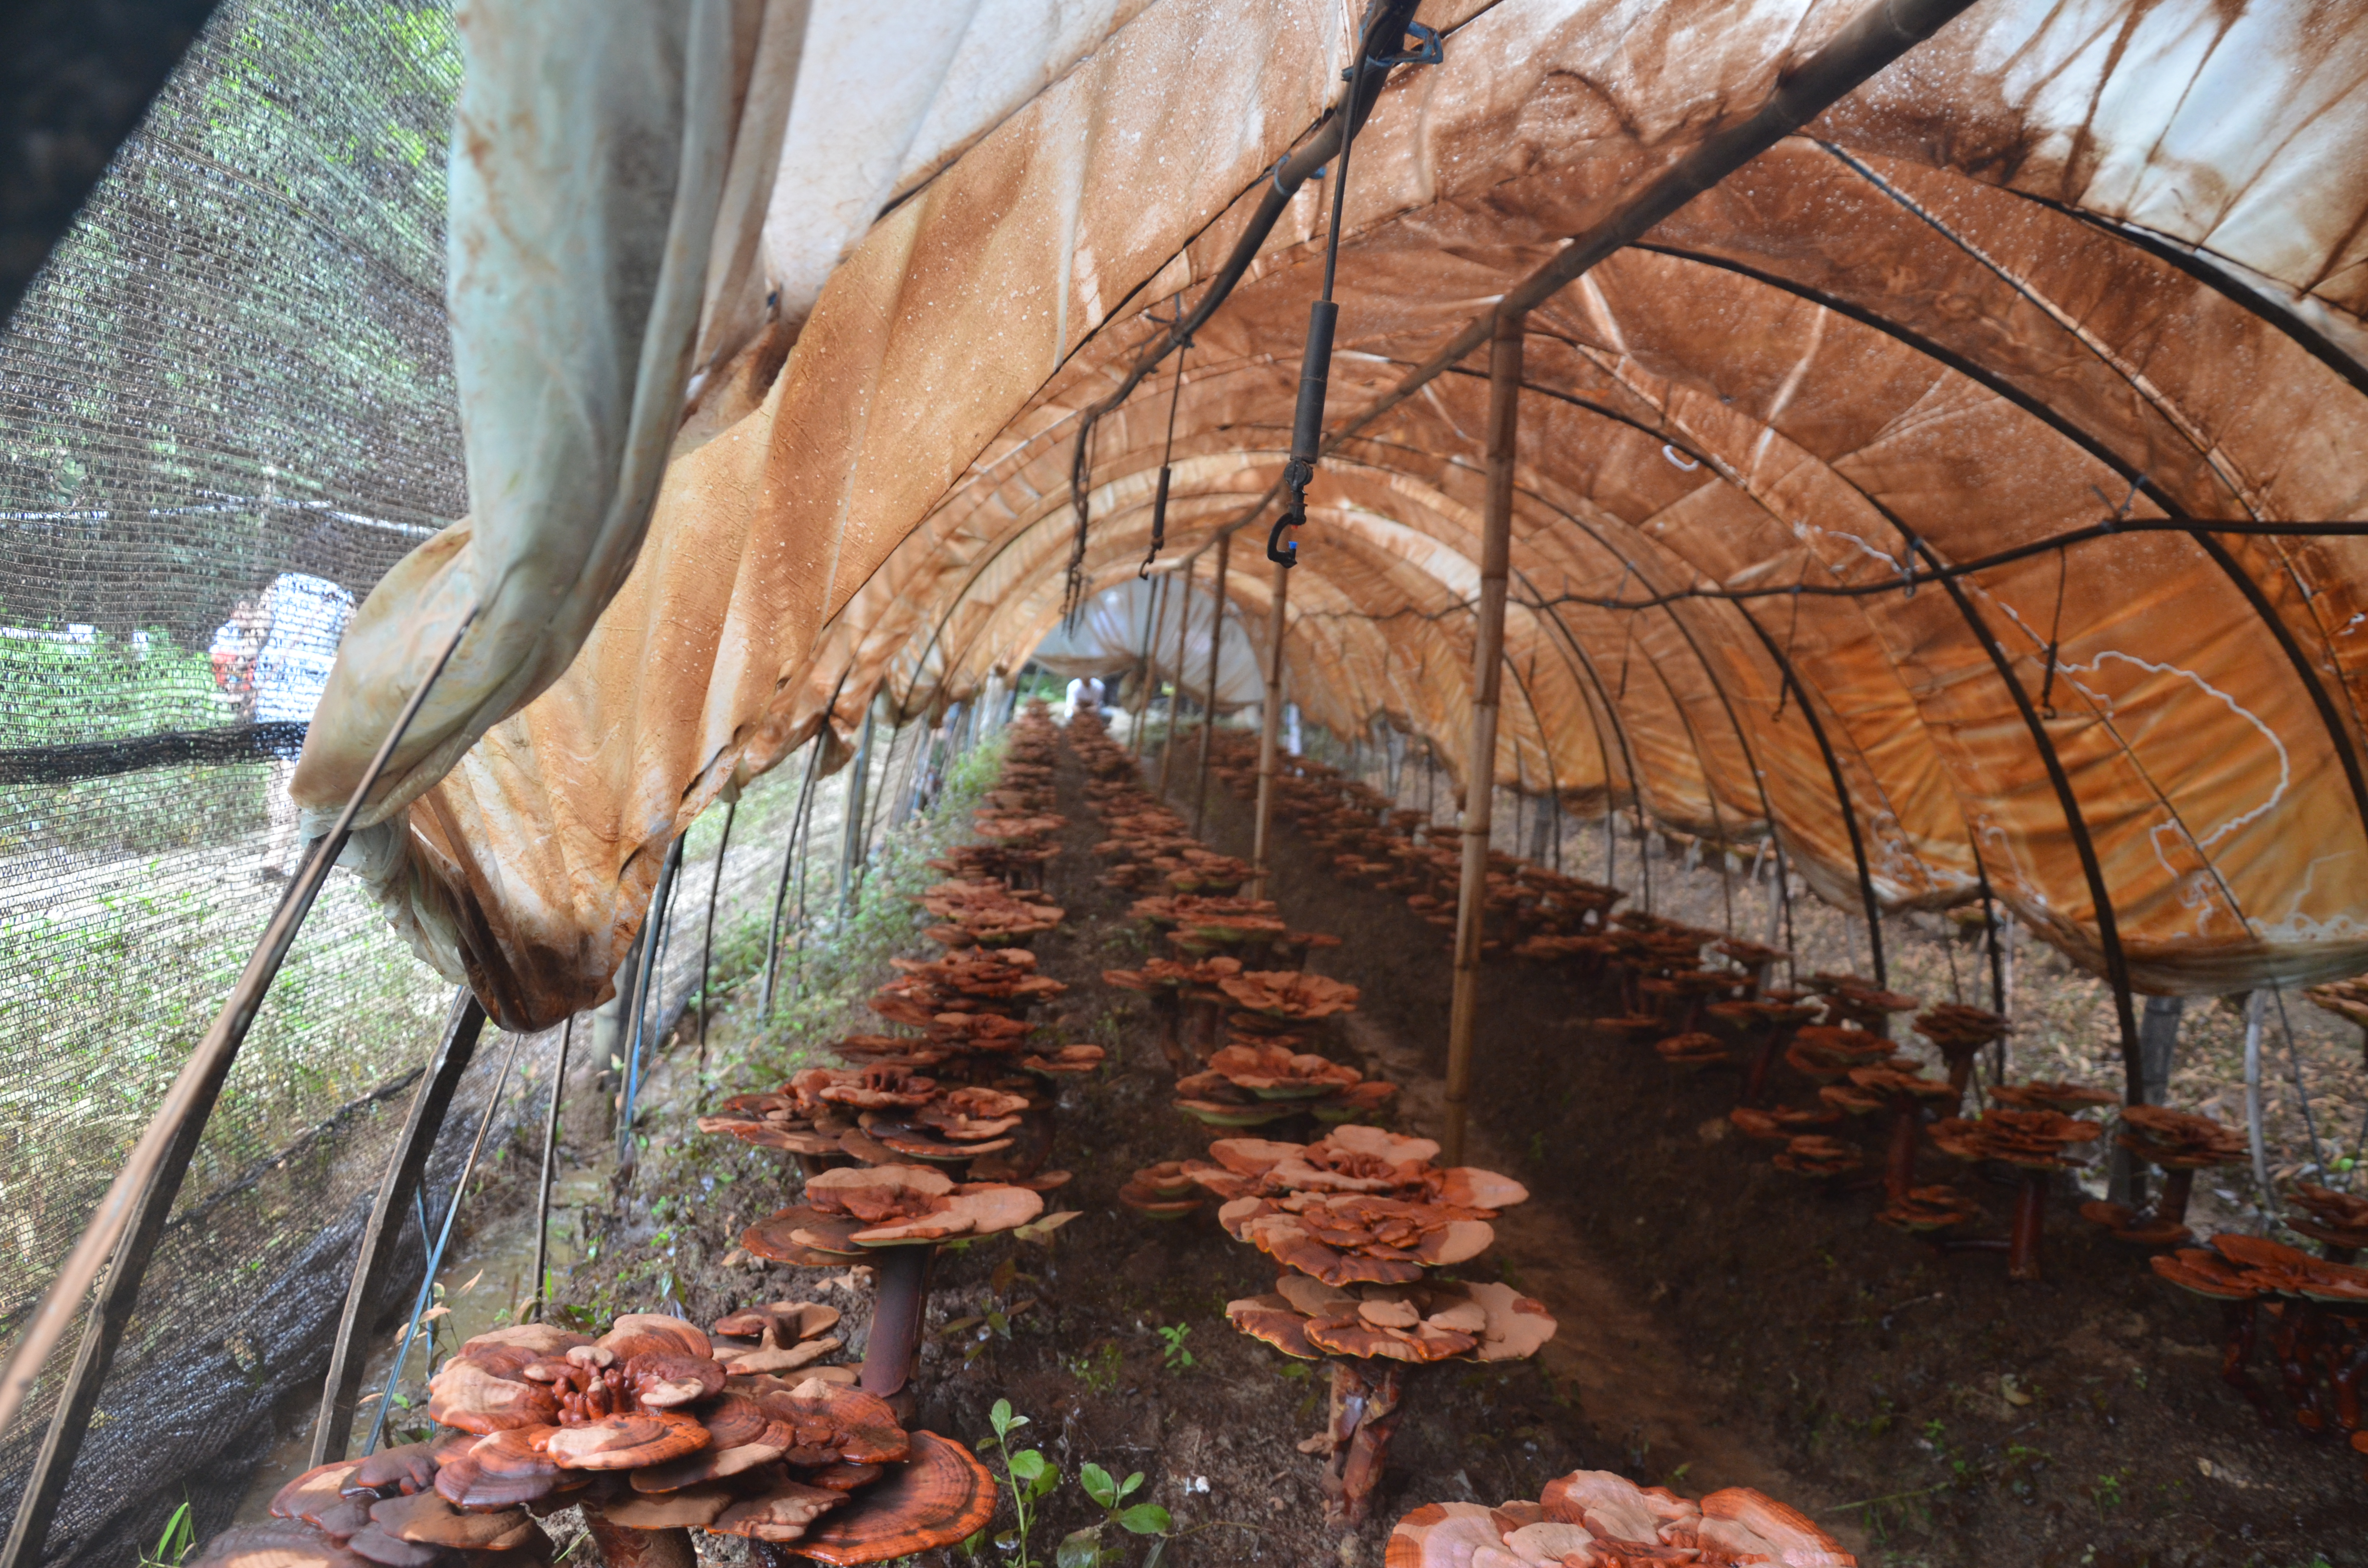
297,0,2368,1019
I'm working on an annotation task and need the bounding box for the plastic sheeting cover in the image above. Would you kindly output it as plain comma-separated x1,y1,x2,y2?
296,0,2368,1023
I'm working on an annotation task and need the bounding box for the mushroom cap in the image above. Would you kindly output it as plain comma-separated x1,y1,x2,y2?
366,1493,534,1550
717,1301,844,1341
788,1432,999,1565
2150,1247,2259,1299
542,1411,709,1470
1697,1487,1855,1563
347,1438,469,1500
848,1182,1042,1246
461,1326,592,1359
703,1479,850,1542
187,1522,374,1568
626,1352,728,1408
1463,1279,1557,1362
807,1163,955,1217
743,1206,869,1263
754,1376,911,1466
1325,1125,1441,1167
426,1356,562,1435
1541,1470,1700,1543
274,1462,368,1526
1877,1186,1983,1234
1382,1503,1504,1568
1226,1294,1323,1359
599,1484,735,1530
597,1314,711,1363
434,1428,570,1511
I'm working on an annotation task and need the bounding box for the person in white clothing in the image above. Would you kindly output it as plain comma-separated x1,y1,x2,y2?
212,573,355,879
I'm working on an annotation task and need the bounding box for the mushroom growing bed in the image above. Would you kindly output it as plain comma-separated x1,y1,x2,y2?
228,721,2368,1568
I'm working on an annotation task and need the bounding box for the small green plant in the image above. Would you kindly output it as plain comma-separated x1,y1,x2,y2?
140,1501,195,1568
2091,1470,2125,1509
972,1398,1060,1567
1066,1339,1123,1395
1056,1464,1172,1567
1154,1324,1194,1372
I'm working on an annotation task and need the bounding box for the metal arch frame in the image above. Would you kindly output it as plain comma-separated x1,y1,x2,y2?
1630,238,2368,858
1736,606,1889,986
1326,403,1844,925
1414,366,1924,893
1908,535,2149,1098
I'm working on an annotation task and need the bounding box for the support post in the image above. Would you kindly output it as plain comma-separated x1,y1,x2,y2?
309,990,488,1465
527,1016,570,1322
1129,574,1166,756
837,698,877,918
1159,555,1195,797
1249,553,1292,896
1194,532,1232,838
1443,312,1522,1166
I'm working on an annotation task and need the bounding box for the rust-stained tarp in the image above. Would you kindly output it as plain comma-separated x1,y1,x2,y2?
296,0,2368,1028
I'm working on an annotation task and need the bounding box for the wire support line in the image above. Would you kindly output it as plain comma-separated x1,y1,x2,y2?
0,604,481,1568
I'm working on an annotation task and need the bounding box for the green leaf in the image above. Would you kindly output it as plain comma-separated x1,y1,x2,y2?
989,1399,1017,1439
1031,1466,1061,1501
1117,1504,1172,1535
1119,1471,1144,1501
938,1316,985,1338
1055,1526,1107,1568
1007,1448,1048,1483
1079,1462,1116,1509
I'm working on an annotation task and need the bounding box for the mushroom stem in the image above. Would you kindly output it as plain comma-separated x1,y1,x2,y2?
1883,1101,1921,1203
2007,1170,2048,1281
2152,1166,2195,1229
1152,996,1184,1073
580,1511,694,1568
1320,1360,1406,1529
858,1243,935,1399
2218,1299,2276,1427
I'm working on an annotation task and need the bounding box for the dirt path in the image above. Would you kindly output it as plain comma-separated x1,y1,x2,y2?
1342,1011,1811,1508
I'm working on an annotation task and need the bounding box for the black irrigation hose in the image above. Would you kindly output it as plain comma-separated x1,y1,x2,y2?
1061,0,1426,617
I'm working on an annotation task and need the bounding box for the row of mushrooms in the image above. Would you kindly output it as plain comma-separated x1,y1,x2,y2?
196,703,1098,1568
1068,713,1559,1527
1234,733,2368,1478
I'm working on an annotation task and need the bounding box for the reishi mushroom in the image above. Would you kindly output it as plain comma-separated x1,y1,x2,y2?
1385,1470,1856,1568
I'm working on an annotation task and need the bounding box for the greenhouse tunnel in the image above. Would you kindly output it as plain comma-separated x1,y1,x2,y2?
4,0,2368,1565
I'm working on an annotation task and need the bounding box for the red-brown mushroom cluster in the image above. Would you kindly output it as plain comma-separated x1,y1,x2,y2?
1929,1106,2104,1279
2081,1105,2249,1248
1205,1127,1551,1525
1387,1470,1856,1568
2150,1233,2368,1471
198,1315,995,1568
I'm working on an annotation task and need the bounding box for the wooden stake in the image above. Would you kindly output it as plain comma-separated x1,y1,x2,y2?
1249,552,1291,897
1159,555,1194,796
1443,312,1522,1165
1194,532,1232,838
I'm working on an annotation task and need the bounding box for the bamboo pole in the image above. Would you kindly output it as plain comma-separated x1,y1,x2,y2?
1159,554,1195,796
1194,532,1232,838
1249,555,1292,897
1443,312,1523,1166
1129,573,1167,756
